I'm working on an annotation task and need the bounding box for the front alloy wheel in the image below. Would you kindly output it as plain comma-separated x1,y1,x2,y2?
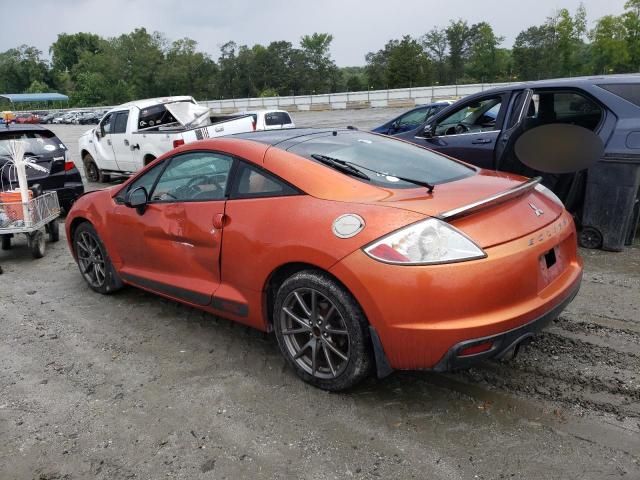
76,229,106,289
73,223,123,294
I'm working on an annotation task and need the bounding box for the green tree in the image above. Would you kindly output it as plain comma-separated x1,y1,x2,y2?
446,20,475,82
0,45,49,93
421,28,448,83
590,15,631,73
465,22,505,82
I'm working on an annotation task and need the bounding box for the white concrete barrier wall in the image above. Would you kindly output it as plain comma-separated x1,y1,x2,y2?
38,81,520,114
201,81,517,112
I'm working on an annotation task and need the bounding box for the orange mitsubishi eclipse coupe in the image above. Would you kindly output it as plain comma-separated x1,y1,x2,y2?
66,129,582,391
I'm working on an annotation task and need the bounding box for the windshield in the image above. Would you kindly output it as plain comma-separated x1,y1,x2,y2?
0,130,64,157
287,131,474,188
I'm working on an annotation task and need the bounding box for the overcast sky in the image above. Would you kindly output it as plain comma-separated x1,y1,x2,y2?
0,0,629,66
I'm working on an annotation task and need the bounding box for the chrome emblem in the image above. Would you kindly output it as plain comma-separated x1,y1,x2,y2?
529,203,544,217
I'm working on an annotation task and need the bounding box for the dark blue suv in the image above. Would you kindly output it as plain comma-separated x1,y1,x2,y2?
395,75,640,250
371,101,452,135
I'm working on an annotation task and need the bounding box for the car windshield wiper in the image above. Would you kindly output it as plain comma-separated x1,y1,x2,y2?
311,154,370,181
311,153,434,193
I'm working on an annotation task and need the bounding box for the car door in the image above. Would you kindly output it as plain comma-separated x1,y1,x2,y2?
109,110,137,172
410,94,509,169
109,150,234,305
95,113,119,171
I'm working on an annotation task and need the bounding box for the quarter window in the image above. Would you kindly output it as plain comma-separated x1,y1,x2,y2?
231,163,298,199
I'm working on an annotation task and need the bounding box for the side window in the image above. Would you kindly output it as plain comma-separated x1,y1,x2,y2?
231,163,298,199
113,112,129,134
100,113,113,135
521,91,602,131
150,151,233,202
398,108,430,127
434,97,503,136
123,163,164,200
264,112,292,126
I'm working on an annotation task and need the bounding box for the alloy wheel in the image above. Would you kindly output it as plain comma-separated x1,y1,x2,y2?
279,288,351,379
76,231,106,288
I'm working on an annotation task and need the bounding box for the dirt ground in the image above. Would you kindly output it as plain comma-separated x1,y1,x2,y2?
1,111,639,479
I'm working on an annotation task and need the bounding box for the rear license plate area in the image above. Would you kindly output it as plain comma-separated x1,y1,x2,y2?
544,248,557,269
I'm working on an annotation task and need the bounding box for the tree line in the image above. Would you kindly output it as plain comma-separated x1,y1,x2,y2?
1,1,639,107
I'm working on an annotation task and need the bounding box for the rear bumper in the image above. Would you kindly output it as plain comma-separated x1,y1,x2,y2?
431,276,580,371
330,210,583,370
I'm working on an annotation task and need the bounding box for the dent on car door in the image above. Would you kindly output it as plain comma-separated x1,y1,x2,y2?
415,95,508,169
110,151,233,305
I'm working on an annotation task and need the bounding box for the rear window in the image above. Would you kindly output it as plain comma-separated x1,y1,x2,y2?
0,130,64,157
265,112,292,126
598,83,640,107
287,131,474,188
138,104,177,129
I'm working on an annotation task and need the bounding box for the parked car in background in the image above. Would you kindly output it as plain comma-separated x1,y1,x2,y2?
78,96,255,182
395,75,640,250
15,113,40,124
40,112,58,124
371,101,453,135
66,128,582,391
0,124,84,212
235,110,295,130
78,112,100,125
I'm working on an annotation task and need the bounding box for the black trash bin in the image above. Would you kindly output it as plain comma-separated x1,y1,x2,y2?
580,158,640,251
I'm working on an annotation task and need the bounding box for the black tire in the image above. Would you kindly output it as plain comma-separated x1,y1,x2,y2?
73,222,123,294
273,270,373,391
29,230,46,259
47,220,60,242
1,235,11,250
579,226,603,249
83,154,110,183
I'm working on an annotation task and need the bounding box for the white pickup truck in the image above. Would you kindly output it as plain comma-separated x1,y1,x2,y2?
78,96,254,182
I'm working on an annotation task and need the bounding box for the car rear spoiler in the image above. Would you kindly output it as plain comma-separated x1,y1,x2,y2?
437,176,542,221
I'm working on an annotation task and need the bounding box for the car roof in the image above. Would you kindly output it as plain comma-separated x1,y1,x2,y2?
483,73,640,94
231,128,352,147
0,124,50,134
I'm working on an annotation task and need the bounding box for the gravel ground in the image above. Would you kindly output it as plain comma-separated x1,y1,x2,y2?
1,109,639,479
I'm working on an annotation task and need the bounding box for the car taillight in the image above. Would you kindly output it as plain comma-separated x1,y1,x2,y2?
64,161,75,171
252,121,256,131
363,218,486,265
173,139,185,148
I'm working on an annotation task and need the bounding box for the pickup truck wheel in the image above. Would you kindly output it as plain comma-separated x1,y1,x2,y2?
83,154,110,183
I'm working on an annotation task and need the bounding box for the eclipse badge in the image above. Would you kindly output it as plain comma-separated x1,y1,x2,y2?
529,203,544,217
332,214,365,238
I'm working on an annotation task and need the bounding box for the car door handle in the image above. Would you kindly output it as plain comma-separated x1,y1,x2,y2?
107,139,112,146
124,139,130,146
471,138,492,144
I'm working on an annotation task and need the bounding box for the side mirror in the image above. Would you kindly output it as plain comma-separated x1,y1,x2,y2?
421,124,435,139
125,186,148,214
